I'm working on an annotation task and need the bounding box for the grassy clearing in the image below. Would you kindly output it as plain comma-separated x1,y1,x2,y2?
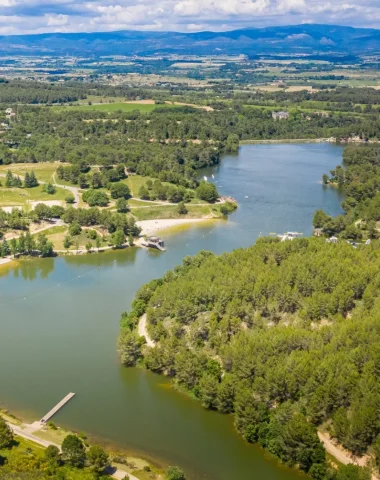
0,185,67,209
132,204,221,221
126,175,155,197
129,198,160,207
44,227,109,251
56,102,176,113
0,163,58,183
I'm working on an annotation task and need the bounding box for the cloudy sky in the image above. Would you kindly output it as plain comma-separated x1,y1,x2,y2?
0,0,379,35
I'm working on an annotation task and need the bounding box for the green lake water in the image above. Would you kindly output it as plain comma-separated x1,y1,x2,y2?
0,144,345,480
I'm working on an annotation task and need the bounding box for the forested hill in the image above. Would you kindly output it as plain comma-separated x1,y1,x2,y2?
119,238,380,479
1,24,380,56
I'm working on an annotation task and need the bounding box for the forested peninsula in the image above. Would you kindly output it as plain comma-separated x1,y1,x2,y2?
119,143,380,480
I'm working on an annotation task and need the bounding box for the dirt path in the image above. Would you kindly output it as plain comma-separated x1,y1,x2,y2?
138,314,156,348
318,431,378,479
52,173,80,207
5,219,64,240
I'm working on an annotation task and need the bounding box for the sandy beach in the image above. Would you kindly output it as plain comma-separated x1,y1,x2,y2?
0,257,12,266
137,218,212,236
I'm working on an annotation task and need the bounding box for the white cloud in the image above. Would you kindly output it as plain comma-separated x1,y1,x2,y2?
0,0,379,34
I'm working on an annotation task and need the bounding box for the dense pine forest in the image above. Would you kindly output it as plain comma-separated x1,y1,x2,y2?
119,238,380,479
314,144,380,239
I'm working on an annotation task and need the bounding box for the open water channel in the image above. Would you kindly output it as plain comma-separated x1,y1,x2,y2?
0,143,345,480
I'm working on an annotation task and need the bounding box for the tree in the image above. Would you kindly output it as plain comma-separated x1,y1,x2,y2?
116,198,129,213
44,445,60,466
63,235,72,249
177,202,188,215
5,170,13,187
312,209,331,229
43,183,56,195
61,434,86,468
336,464,371,480
195,181,219,203
322,173,330,185
36,234,54,257
1,239,10,257
24,171,31,188
30,171,39,187
112,229,125,248
138,185,150,200
110,182,131,199
0,417,13,448
87,445,110,475
165,466,186,480
117,331,143,366
34,203,52,221
69,223,82,236
65,193,75,204
82,189,109,207
374,435,380,468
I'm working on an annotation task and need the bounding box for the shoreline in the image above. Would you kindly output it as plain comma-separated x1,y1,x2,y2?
0,218,217,264
0,257,12,266
1,407,165,480
240,138,335,144
136,217,215,236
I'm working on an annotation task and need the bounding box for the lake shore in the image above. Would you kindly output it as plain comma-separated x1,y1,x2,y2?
136,218,214,236
0,257,12,265
240,138,335,144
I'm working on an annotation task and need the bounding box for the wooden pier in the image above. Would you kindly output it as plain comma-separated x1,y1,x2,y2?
40,393,75,423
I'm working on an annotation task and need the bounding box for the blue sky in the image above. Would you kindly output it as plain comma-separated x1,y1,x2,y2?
0,0,379,35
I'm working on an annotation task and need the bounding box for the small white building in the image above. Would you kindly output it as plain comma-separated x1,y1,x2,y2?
272,111,290,121
5,108,13,115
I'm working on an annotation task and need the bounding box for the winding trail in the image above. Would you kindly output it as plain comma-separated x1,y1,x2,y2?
318,432,378,479
138,314,156,348
52,172,80,207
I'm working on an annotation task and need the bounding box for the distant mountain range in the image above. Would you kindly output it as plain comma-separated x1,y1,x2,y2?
0,24,380,57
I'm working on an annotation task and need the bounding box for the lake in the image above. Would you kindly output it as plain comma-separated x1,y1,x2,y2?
0,143,344,480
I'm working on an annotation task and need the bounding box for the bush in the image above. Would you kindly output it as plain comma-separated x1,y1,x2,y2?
65,193,75,204
177,202,188,215
165,466,186,480
86,229,98,240
69,223,82,236
82,189,109,207
196,181,219,203
43,183,56,195
110,182,131,199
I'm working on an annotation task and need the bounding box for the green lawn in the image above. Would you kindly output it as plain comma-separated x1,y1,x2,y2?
129,198,160,207
0,185,67,209
42,226,110,251
0,163,58,183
